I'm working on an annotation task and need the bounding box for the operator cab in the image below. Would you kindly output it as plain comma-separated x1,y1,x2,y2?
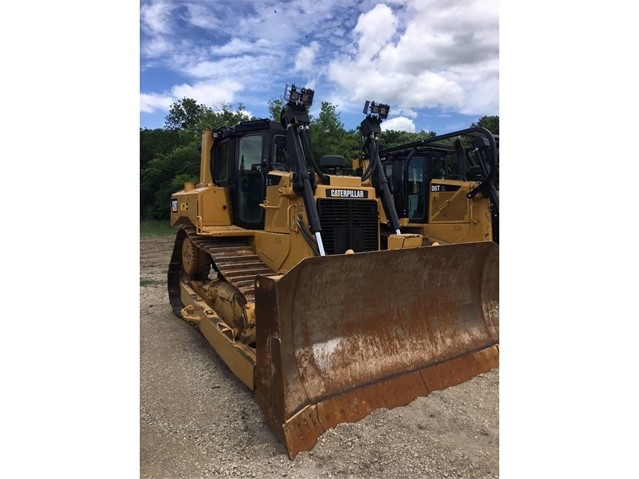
379,127,499,242
382,151,454,223
211,120,287,230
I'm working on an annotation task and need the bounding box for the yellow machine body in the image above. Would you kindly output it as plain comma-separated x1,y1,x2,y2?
167,118,499,459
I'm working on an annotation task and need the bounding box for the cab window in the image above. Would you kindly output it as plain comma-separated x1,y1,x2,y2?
213,139,232,184
238,134,264,223
407,157,425,221
239,135,262,172
272,135,287,169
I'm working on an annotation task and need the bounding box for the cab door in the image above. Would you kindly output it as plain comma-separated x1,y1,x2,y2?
234,133,265,229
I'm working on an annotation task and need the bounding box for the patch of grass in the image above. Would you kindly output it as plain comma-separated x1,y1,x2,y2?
140,278,163,287
140,220,177,237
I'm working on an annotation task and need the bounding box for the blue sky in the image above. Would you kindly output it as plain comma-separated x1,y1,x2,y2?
140,0,499,134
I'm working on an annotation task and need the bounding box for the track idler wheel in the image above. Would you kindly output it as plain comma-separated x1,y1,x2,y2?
181,237,210,277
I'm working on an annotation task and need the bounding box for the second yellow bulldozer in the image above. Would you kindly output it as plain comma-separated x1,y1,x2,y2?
167,85,499,459
372,126,499,246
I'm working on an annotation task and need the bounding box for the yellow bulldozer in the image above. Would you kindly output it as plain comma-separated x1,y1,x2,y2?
167,85,499,459
372,126,499,246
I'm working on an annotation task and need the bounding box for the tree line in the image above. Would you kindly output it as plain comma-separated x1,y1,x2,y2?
140,97,498,220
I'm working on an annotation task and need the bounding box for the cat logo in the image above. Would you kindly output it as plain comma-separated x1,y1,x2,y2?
327,189,368,198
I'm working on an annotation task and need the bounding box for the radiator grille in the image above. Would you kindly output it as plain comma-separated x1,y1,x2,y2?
317,199,379,255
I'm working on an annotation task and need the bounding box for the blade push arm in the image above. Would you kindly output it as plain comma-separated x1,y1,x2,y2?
281,85,326,256
360,101,402,234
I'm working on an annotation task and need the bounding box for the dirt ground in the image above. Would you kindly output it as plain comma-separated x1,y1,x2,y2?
140,235,499,479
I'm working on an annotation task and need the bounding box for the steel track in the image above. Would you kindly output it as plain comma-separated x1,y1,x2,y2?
167,225,275,315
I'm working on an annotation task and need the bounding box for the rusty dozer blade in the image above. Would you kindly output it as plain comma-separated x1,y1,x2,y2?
254,241,499,459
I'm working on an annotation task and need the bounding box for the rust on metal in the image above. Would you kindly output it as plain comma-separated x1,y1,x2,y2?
281,405,325,455
420,344,498,392
255,241,499,459
315,370,429,430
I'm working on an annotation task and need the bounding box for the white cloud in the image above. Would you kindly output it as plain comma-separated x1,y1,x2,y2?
171,80,244,106
183,54,284,82
327,0,498,118
140,79,244,114
140,1,174,36
141,36,174,58
295,41,320,72
393,107,418,119
447,59,499,115
140,92,174,113
214,38,274,57
353,3,397,61
184,3,225,31
381,116,416,133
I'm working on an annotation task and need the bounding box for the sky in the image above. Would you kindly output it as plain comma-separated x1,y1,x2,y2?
140,0,499,134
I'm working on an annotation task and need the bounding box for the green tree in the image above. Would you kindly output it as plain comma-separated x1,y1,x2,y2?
197,103,253,130
268,99,285,122
140,128,184,169
471,115,499,135
140,127,186,219
335,129,364,165
140,145,200,220
180,102,256,143
164,98,208,130
309,102,347,162
378,130,436,150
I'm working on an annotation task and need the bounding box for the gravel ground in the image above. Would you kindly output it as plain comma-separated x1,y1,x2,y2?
140,235,499,479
